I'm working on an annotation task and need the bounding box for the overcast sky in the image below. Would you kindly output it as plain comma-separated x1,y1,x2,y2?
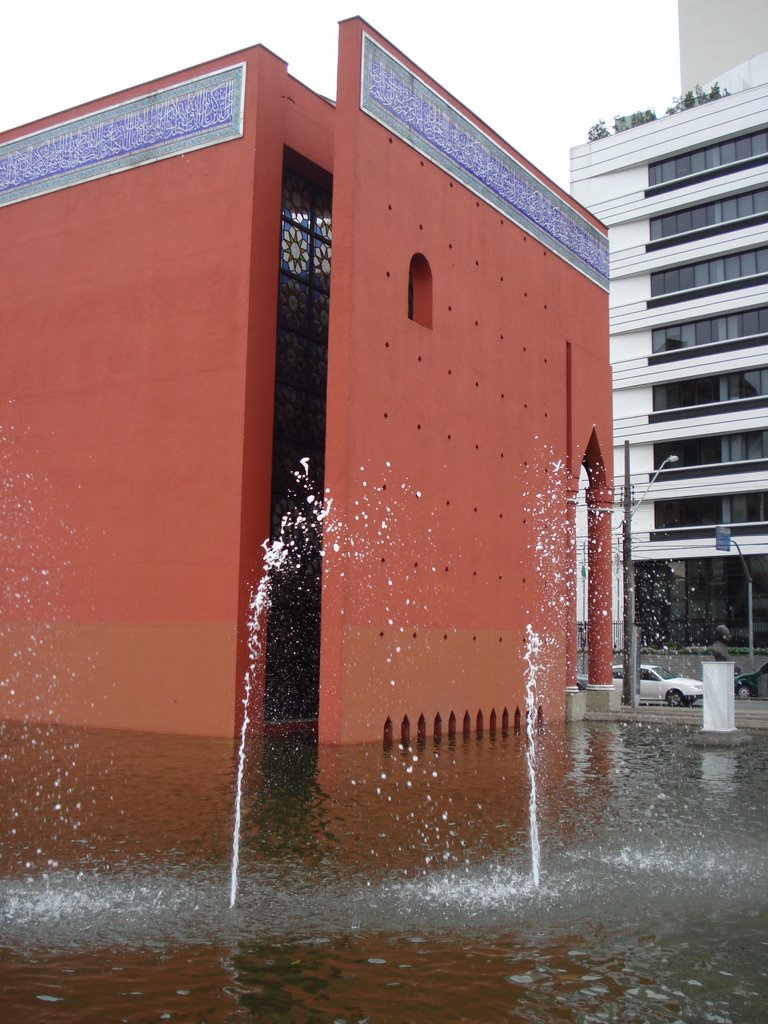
1,0,682,191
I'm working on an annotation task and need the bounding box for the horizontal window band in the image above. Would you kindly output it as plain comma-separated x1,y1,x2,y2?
650,395,768,422
650,522,768,542
644,152,768,198
646,211,768,252
649,332,768,364
647,272,768,308
652,459,768,480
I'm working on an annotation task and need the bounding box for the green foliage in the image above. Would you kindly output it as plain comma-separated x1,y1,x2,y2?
666,82,725,115
587,82,727,142
614,109,657,133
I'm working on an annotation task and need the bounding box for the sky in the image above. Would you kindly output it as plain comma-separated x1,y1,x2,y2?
1,0,682,191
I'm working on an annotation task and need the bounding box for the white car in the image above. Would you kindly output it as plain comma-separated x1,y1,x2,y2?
612,664,704,707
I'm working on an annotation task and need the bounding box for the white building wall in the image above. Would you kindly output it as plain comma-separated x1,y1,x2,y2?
571,76,768,642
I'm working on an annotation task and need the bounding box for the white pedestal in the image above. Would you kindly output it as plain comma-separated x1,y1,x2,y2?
702,662,735,732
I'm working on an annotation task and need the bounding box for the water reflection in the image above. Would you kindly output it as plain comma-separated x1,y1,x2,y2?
1,719,767,1022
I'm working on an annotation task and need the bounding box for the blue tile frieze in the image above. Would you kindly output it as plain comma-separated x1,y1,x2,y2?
361,37,609,290
0,64,245,207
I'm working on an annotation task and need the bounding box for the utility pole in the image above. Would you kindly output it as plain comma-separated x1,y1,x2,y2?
622,440,635,706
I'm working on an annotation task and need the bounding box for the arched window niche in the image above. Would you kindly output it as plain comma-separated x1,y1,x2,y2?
408,252,433,328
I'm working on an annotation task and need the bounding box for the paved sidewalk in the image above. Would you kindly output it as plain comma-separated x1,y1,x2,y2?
585,700,768,730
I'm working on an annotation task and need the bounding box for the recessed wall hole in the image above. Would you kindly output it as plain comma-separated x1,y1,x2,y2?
443,633,448,640
475,381,479,387
412,632,417,638
463,711,471,738
514,707,521,735
434,713,442,741
388,137,393,144
387,203,392,210
417,423,421,430
419,224,424,230
385,341,389,348
380,556,386,563
448,711,456,739
537,705,544,729
417,714,427,742
417,355,422,361
384,412,389,418
473,570,477,576
475,444,479,450
502,707,510,734
475,259,479,266
383,717,393,746
476,201,480,207
476,709,483,735
474,320,479,327
448,369,452,375
490,708,497,735
379,630,384,637
474,506,478,512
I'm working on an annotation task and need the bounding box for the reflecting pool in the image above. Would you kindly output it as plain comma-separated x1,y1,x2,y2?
1,719,767,1022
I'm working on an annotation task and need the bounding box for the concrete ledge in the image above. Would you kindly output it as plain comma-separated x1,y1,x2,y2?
566,689,587,722
586,685,621,713
584,703,768,730
690,729,753,747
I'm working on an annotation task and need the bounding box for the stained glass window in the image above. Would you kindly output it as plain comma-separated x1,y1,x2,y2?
266,168,332,723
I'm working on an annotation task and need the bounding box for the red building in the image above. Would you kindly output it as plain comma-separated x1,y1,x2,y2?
0,19,614,743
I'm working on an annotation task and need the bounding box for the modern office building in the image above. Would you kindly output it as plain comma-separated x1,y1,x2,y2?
0,18,613,742
571,15,768,648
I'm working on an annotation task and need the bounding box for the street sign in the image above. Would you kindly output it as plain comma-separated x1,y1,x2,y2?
715,525,731,552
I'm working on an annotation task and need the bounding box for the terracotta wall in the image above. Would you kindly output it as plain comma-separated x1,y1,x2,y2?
320,20,612,743
0,47,334,737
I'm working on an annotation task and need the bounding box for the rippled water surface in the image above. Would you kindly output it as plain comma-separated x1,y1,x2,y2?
1,719,767,1022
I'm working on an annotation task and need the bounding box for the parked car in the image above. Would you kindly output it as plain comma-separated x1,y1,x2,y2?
734,662,768,699
612,664,704,707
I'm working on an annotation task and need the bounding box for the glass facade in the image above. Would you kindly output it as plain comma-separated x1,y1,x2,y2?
648,127,768,188
653,367,768,412
654,429,768,469
650,186,768,241
654,491,768,530
652,303,768,353
636,556,768,648
650,245,768,298
265,168,332,722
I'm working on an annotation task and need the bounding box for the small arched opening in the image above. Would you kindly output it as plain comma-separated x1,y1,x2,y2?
408,253,433,328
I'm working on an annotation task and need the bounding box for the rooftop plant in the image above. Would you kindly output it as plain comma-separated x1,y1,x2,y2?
587,82,727,142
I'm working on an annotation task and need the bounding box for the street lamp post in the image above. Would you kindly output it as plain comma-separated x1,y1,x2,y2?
621,442,678,706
